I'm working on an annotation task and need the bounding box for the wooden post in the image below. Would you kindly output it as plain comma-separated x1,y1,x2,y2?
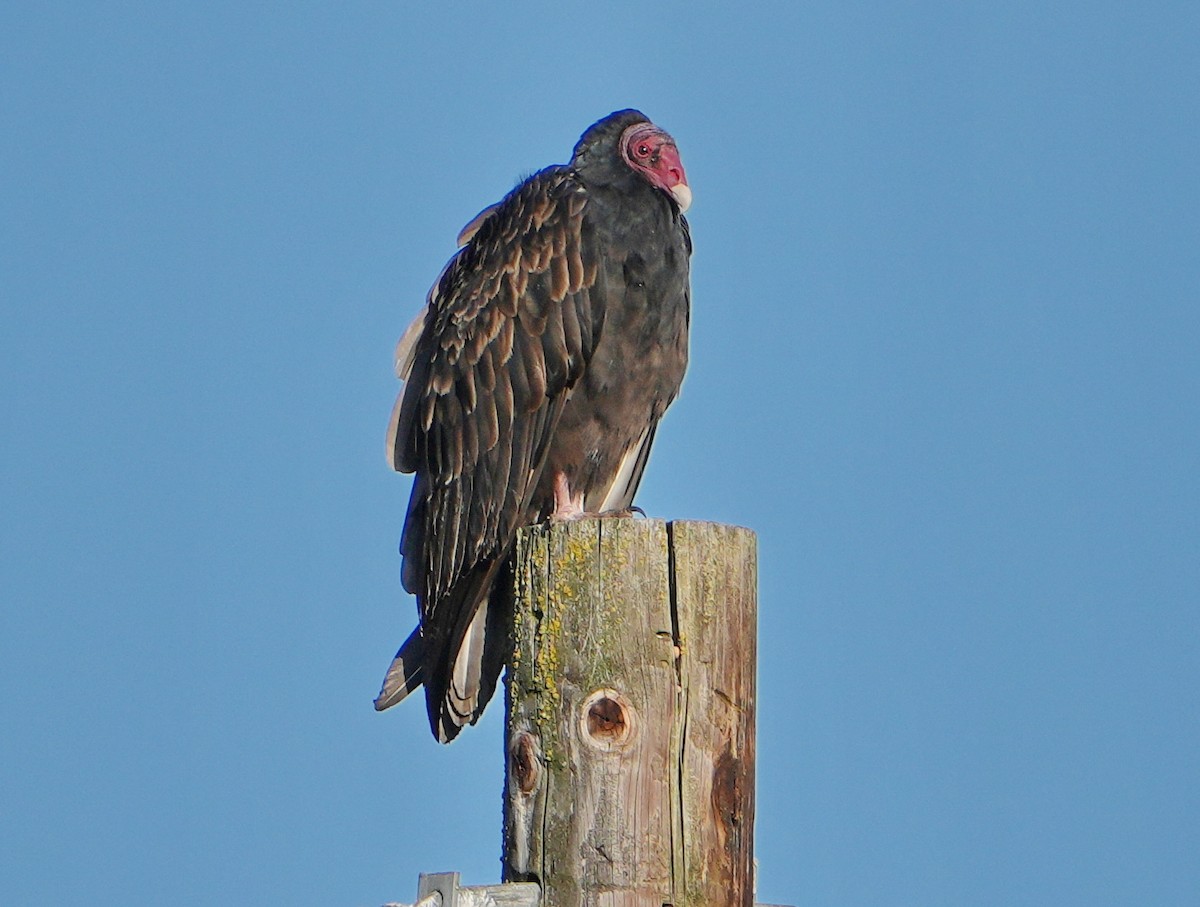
503,518,757,907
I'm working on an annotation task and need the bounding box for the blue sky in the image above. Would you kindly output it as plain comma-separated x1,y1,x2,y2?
2,3,1197,905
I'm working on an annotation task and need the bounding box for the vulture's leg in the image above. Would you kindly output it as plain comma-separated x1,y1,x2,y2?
551,473,642,521
551,472,587,521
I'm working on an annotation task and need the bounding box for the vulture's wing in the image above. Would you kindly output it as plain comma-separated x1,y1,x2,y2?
380,167,605,740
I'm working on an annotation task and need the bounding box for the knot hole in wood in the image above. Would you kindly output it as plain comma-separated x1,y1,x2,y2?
579,688,636,751
510,731,541,795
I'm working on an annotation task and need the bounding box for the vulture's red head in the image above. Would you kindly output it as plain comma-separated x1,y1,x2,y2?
572,109,691,212
620,121,691,212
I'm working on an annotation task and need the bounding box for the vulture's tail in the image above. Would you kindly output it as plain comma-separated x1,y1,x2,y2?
373,556,512,744
373,626,424,712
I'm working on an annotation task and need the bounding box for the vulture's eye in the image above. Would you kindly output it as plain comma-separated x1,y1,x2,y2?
635,143,651,158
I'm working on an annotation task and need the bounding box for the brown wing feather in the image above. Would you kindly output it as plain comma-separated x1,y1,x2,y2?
381,167,601,740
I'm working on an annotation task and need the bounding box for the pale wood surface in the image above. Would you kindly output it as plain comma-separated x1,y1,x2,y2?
503,518,757,907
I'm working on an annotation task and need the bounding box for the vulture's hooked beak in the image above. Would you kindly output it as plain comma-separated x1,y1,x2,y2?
670,183,692,212
656,141,691,213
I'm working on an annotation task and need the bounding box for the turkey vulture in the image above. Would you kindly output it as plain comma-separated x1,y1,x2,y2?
375,109,692,742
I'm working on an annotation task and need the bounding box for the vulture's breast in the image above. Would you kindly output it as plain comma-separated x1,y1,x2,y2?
543,192,690,505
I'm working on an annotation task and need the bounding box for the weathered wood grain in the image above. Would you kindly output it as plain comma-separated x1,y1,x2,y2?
503,518,757,907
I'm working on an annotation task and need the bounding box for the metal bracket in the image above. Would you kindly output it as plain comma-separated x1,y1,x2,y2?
385,873,540,907
416,872,458,907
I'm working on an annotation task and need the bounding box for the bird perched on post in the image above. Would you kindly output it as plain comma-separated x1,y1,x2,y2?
375,109,692,742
